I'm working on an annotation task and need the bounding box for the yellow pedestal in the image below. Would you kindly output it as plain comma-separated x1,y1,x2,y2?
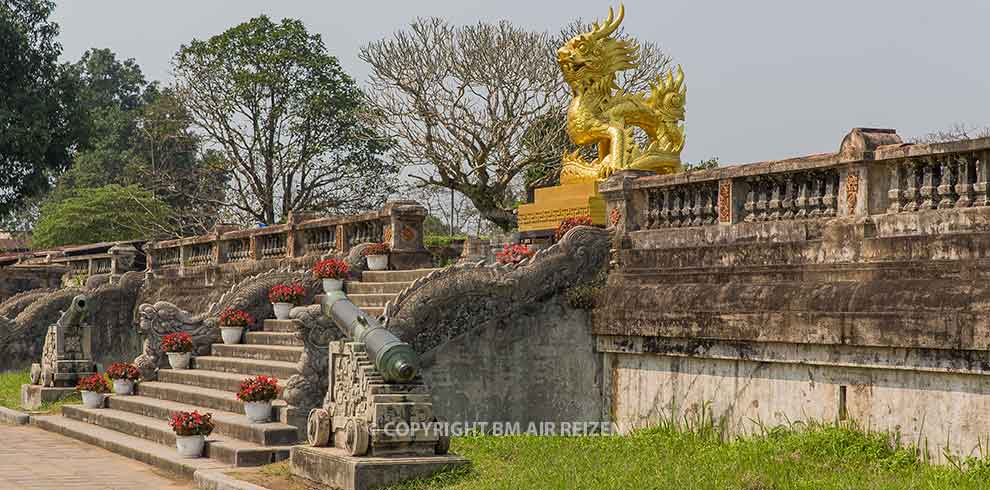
517,182,606,233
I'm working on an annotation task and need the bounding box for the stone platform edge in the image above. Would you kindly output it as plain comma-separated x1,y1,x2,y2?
0,406,30,425
291,445,469,490
194,469,271,490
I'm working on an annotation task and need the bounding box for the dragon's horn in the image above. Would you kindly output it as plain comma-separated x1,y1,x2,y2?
592,4,624,40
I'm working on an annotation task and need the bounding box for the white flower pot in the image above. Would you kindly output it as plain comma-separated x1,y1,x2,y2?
273,302,293,320
112,379,134,395
244,400,273,423
220,326,244,344
322,278,344,293
175,435,206,458
167,351,192,370
367,255,388,271
81,390,105,408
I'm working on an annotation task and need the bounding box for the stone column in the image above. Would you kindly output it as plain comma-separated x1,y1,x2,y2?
384,201,431,270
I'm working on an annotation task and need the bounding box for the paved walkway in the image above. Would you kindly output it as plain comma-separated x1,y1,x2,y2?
0,425,193,490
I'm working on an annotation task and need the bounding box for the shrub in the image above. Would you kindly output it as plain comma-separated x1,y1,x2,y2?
565,271,607,310
76,374,110,393
105,362,140,381
219,307,254,328
361,242,390,257
555,215,594,241
161,332,194,353
312,258,349,279
237,375,280,403
169,410,215,437
268,283,305,304
496,244,535,265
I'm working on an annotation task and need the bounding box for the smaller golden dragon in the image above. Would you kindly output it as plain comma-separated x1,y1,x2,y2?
557,4,686,183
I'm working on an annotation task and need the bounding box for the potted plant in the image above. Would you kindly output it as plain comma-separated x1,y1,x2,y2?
218,307,253,344
105,362,140,395
362,242,390,271
169,410,215,458
495,243,535,265
162,332,195,369
77,374,110,408
312,258,349,293
268,283,304,320
237,375,280,423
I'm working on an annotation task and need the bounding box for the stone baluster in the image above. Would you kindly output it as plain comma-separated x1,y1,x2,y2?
743,178,757,223
681,187,694,227
808,173,823,217
754,178,768,221
794,176,809,218
646,190,658,229
920,159,937,210
955,154,974,208
767,176,782,221
703,185,716,225
670,190,682,227
887,161,903,213
781,175,795,220
658,189,670,227
902,161,919,212
691,187,704,226
975,152,989,207
822,170,837,217
937,156,957,209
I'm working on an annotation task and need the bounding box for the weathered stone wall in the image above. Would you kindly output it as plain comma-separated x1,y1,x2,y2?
422,298,602,425
0,266,66,304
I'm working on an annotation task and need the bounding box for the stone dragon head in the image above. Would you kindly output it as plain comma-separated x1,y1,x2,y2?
557,4,638,96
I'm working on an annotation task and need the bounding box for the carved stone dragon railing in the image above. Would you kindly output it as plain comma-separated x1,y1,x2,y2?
382,226,611,355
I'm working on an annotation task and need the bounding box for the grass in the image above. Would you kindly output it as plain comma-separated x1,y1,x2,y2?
0,369,80,413
381,422,990,490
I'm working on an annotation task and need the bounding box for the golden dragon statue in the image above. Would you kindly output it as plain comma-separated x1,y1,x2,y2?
558,4,686,184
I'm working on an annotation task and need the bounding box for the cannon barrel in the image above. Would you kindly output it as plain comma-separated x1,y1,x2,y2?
321,291,418,383
63,295,89,327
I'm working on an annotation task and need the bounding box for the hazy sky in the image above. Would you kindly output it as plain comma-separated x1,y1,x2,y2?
51,0,990,166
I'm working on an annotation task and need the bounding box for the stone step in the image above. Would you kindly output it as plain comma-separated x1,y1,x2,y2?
159,368,289,394
137,381,289,415
107,395,299,446
244,331,302,346
263,319,299,333
361,306,385,318
347,293,397,308
33,415,229,479
61,406,291,467
192,356,299,379
346,281,411,294
361,268,439,283
211,344,303,363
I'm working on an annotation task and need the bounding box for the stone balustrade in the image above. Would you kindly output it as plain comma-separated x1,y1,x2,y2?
146,200,430,274
15,241,145,281
601,128,990,234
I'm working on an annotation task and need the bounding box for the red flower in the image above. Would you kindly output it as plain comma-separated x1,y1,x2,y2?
236,375,280,403
76,373,110,393
268,283,305,304
105,362,141,381
361,242,390,257
169,410,215,436
495,244,535,265
161,332,194,353
312,258,349,280
219,307,254,328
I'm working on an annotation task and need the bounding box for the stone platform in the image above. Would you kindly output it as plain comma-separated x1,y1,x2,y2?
517,182,605,232
291,446,468,490
20,384,77,410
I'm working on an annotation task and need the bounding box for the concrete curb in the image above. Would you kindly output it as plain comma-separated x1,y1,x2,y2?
0,406,30,425
194,469,271,490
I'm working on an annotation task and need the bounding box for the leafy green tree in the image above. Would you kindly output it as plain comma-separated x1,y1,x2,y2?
32,184,173,247
174,15,396,225
0,0,84,216
684,157,720,172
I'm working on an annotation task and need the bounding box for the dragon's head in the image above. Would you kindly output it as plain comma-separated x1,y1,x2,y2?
557,4,638,95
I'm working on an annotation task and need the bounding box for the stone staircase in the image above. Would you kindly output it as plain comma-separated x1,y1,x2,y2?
33,321,306,478
346,268,438,318
30,267,437,480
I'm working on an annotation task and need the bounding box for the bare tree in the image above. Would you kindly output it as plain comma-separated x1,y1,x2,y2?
361,18,565,231
361,17,674,231
911,123,990,144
